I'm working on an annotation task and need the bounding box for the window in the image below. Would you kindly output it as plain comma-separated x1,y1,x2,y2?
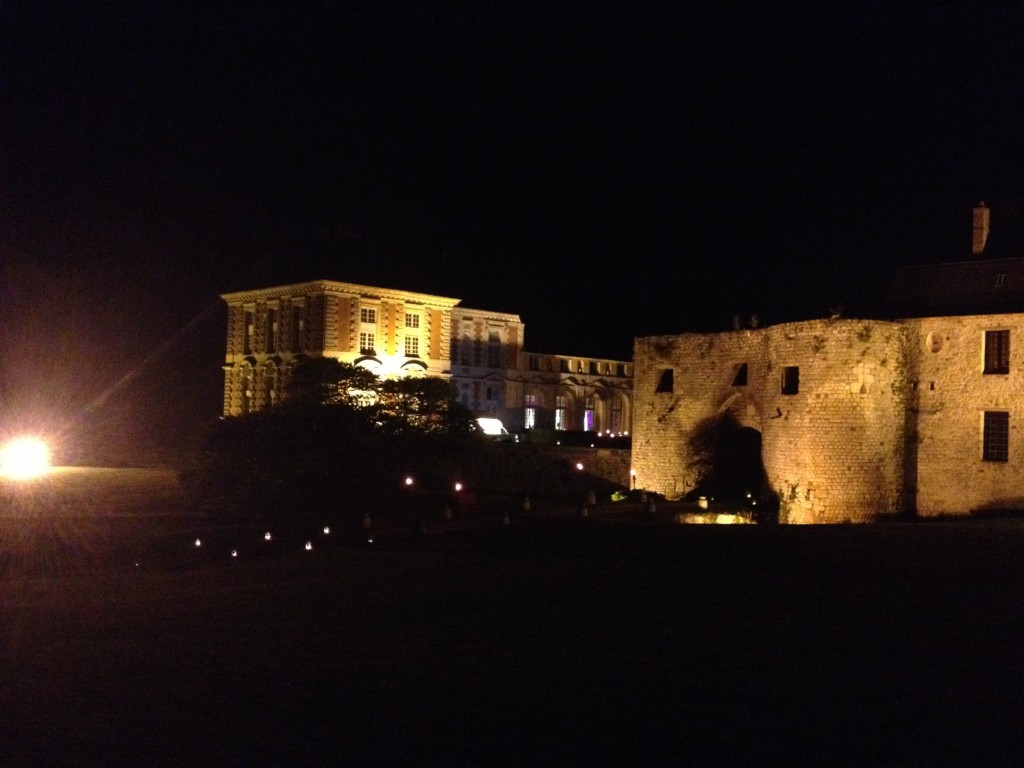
589,361,599,375
611,397,622,433
616,363,626,377
359,332,375,354
983,411,1009,461
265,308,277,353
529,355,540,371
984,329,1010,374
560,359,570,373
487,331,501,367
243,310,254,355
360,307,376,324
732,363,748,387
486,386,495,400
460,334,472,365
524,394,538,429
655,369,673,393
995,273,1007,289
405,313,420,328
404,336,419,356
583,396,595,431
781,366,800,395
555,395,567,431
290,305,304,352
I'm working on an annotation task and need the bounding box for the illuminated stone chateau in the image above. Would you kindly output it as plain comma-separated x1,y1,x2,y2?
631,202,1024,521
221,280,633,436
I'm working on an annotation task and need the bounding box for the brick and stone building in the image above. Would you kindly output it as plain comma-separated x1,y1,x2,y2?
631,202,1024,521
220,279,633,436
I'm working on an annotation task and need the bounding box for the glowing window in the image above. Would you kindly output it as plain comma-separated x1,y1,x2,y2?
360,307,376,324
984,330,1010,374
555,394,567,431
359,332,375,354
404,336,419,356
524,393,538,429
983,411,1009,461
405,313,420,328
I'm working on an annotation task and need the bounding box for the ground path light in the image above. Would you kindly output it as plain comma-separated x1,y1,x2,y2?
305,541,313,551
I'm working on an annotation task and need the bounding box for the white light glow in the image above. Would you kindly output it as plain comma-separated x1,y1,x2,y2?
405,476,414,487
323,526,330,534
264,532,272,541
0,437,52,480
453,482,463,492
576,462,584,471
194,538,202,547
305,541,313,550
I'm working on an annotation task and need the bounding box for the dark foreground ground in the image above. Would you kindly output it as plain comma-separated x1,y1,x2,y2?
2,469,1023,767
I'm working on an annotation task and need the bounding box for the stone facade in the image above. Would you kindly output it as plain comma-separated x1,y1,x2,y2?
221,280,633,437
632,313,1024,521
902,313,1024,516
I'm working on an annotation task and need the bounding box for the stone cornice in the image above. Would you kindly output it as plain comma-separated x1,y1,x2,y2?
221,279,463,308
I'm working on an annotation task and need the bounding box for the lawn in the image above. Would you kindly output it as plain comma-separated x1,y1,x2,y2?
2,469,1023,766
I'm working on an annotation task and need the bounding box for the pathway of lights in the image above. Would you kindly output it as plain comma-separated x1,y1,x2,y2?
182,522,343,563
164,473,496,565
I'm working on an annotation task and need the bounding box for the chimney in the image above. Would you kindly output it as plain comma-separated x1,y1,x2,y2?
972,201,990,255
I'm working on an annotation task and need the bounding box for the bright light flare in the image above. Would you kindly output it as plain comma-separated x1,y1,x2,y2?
0,437,52,479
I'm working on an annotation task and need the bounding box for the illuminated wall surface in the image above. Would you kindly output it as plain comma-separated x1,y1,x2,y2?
221,280,633,436
633,314,1024,521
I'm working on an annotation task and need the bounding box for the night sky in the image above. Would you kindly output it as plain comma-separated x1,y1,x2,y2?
3,2,1024,457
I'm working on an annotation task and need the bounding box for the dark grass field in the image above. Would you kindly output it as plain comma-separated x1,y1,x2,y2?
2,469,1023,767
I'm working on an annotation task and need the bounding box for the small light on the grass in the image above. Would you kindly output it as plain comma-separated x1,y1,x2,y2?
404,476,414,487
576,462,584,471
453,482,463,492
194,538,202,547
367,536,374,544
305,541,313,550
231,549,238,557
323,526,330,535
264,532,272,541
